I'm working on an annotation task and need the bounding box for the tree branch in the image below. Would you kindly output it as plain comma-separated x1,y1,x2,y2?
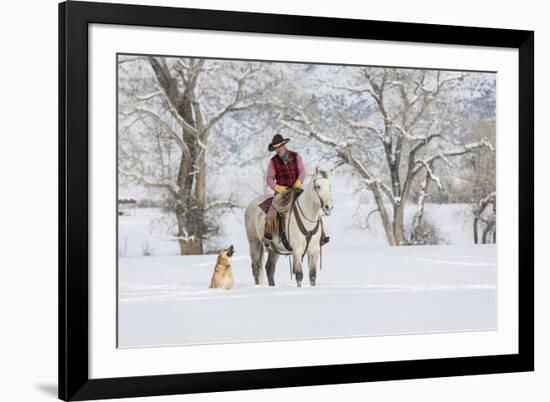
119,168,178,198
412,139,493,177
202,65,262,135
122,107,191,159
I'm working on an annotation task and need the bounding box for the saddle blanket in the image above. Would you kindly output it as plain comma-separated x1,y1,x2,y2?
258,197,273,214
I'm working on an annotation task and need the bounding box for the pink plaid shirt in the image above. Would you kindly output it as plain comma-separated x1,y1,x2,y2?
266,153,305,190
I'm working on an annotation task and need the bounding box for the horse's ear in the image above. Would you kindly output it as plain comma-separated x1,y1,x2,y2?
315,168,329,179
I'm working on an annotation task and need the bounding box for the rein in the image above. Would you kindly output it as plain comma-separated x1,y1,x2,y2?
292,201,321,262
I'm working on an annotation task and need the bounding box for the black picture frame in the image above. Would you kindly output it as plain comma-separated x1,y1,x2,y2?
59,1,534,400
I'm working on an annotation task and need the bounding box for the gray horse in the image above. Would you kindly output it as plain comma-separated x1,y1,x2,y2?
244,168,334,287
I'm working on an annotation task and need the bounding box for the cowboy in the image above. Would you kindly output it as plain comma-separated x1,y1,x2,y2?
263,133,330,246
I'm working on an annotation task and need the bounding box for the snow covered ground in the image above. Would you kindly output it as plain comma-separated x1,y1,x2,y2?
118,196,496,347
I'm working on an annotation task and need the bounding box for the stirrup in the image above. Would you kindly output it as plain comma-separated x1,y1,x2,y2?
321,236,330,246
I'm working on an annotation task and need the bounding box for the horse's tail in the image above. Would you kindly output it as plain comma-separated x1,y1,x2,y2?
244,200,268,285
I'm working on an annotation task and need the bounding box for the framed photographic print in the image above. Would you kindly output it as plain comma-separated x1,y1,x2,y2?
59,1,534,400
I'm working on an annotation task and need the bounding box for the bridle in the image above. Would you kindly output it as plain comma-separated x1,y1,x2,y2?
313,178,325,207
297,177,326,223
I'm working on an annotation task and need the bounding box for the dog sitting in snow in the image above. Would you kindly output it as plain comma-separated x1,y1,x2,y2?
209,245,235,290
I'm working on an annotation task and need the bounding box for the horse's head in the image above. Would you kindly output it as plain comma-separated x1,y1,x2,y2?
313,167,334,216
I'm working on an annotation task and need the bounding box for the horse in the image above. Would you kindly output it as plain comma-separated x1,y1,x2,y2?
244,167,334,287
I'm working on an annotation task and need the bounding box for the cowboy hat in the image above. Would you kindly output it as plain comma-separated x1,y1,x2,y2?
268,133,290,152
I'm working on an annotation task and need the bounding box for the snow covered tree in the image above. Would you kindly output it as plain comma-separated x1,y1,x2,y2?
268,66,494,246
118,56,265,254
460,119,496,243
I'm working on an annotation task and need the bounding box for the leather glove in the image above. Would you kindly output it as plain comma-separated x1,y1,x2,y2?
293,179,302,189
275,185,288,194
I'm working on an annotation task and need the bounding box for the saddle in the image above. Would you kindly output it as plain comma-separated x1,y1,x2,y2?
258,197,273,214
258,188,302,214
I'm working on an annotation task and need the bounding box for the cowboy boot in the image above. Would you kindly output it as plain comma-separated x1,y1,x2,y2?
263,207,277,244
263,232,274,249
263,226,273,245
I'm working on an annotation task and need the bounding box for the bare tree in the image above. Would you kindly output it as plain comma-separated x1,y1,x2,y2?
443,118,496,243
118,57,264,254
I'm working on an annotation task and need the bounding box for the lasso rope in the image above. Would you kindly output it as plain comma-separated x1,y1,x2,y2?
270,189,294,215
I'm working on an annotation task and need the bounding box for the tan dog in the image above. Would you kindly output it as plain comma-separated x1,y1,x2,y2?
209,245,235,290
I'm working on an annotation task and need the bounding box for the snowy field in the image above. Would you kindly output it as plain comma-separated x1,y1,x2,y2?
118,185,496,347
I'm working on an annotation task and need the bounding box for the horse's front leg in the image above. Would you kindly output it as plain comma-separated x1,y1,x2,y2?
293,252,304,287
307,249,319,286
265,249,279,286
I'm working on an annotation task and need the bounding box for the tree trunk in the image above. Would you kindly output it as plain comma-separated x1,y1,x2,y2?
473,216,479,244
393,204,406,245
481,224,491,244
195,150,207,210
393,186,413,246
175,208,204,255
371,185,396,246
411,197,427,244
178,237,203,255
174,145,205,255
390,162,405,245
410,169,432,244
